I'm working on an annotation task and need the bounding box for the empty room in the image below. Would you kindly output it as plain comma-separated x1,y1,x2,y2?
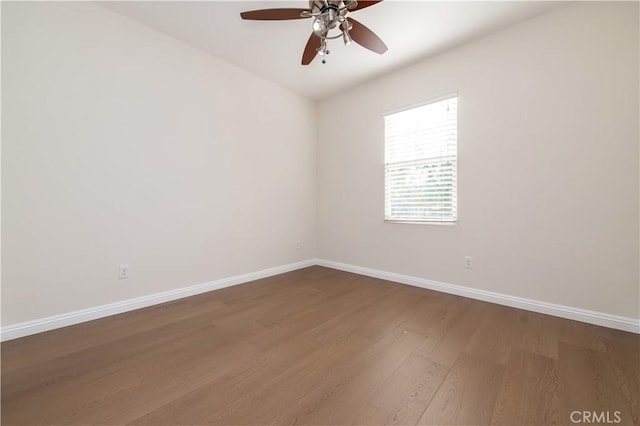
1,1,638,425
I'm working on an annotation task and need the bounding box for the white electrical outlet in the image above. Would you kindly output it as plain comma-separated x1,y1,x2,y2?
465,256,473,269
295,240,301,250
119,264,129,279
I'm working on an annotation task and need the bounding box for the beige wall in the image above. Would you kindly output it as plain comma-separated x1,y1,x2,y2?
1,2,316,325
317,2,639,319
2,1,638,328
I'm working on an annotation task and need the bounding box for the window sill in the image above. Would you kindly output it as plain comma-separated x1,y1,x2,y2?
384,220,458,226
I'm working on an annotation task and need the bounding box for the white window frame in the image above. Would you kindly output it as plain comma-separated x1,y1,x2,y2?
384,94,458,224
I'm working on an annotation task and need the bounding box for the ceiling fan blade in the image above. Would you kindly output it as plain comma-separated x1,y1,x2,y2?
240,8,310,20
350,1,383,12
346,17,388,54
302,33,322,65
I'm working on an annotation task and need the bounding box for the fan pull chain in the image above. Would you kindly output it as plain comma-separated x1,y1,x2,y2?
321,46,330,64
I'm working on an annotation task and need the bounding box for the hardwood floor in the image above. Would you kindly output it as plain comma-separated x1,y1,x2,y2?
2,266,638,425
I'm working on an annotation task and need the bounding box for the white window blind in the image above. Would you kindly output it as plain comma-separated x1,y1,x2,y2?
385,96,458,222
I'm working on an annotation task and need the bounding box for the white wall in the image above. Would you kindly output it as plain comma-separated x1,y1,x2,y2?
1,2,316,325
317,2,639,319
3,1,638,330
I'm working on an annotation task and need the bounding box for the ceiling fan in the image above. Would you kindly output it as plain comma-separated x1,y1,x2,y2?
240,1,387,65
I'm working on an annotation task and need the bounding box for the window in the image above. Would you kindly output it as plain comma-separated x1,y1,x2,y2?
384,96,458,223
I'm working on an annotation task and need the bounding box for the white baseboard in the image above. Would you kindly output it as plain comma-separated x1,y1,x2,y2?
0,259,316,342
3,258,638,341
315,259,640,334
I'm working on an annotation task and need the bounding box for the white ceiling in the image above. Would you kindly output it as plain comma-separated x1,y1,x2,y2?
100,1,563,100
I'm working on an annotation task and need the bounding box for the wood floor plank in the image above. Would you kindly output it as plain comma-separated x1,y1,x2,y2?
604,327,640,352
65,339,261,425
3,320,225,424
558,318,609,353
397,292,453,336
604,338,640,425
2,266,638,426
413,297,482,368
512,310,560,359
274,328,426,425
0,297,227,374
558,342,633,425
352,353,448,426
250,277,395,352
204,332,372,425
3,318,272,425
254,271,367,328
417,352,504,425
491,349,561,425
351,286,429,342
1,268,317,376
465,304,519,365
2,311,222,402
129,335,323,425
301,283,399,345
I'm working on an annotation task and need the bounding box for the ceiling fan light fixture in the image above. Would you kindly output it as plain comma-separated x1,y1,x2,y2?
343,31,352,46
318,39,327,55
341,20,352,45
312,17,327,35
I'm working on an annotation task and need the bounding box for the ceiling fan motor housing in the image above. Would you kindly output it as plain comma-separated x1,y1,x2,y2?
309,1,346,14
